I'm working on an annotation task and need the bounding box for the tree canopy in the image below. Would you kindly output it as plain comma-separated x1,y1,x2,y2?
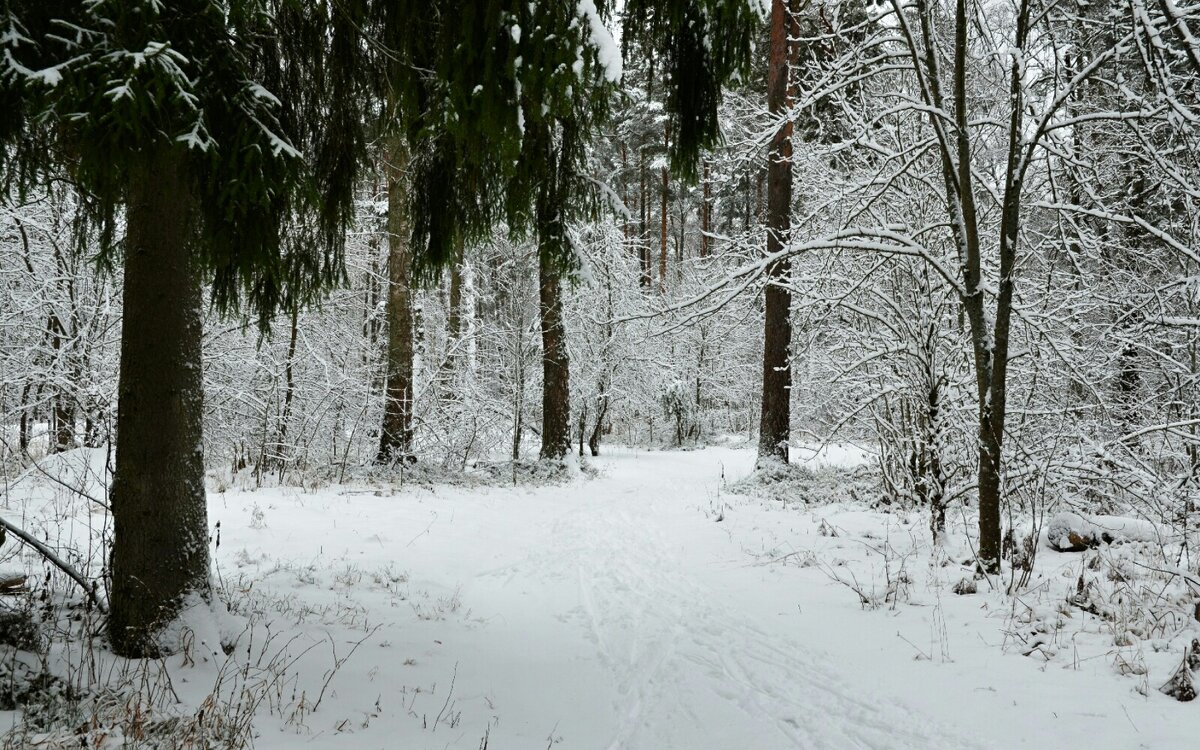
382,0,763,278
0,0,364,323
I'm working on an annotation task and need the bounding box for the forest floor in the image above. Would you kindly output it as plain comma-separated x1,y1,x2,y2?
3,443,1199,748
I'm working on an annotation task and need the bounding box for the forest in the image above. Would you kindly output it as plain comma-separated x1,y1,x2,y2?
1,0,1199,747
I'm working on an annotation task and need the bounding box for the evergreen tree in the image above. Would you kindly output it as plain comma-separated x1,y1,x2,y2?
0,0,365,655
382,0,761,459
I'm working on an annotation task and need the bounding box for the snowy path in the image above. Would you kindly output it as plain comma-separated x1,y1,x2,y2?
468,455,978,750
207,446,1196,749
218,447,991,749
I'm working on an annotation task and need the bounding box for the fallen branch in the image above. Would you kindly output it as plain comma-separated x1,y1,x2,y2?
0,515,108,614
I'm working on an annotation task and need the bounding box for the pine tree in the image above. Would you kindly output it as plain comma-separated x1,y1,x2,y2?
757,0,800,467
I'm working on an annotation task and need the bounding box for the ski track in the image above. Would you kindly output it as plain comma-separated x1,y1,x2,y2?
476,452,988,750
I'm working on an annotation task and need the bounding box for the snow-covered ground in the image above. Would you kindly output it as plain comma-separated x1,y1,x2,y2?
3,445,1198,748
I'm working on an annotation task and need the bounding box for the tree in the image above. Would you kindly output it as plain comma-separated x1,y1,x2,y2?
385,0,761,461
752,0,1199,568
758,0,801,467
377,135,416,462
1,0,363,655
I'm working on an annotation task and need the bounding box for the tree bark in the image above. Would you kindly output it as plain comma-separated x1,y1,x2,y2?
659,124,669,293
109,145,209,657
621,143,631,243
588,382,608,457
275,304,299,476
512,353,525,460
950,0,1001,572
700,160,711,258
448,239,463,348
539,255,571,460
639,145,651,287
378,136,416,462
17,381,31,454
48,313,74,453
757,0,798,466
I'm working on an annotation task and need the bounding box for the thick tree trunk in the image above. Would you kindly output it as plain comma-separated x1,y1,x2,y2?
53,397,73,454
378,136,416,462
539,256,571,460
757,0,798,466
109,146,209,657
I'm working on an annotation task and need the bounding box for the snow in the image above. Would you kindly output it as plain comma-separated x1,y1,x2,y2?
202,447,973,748
577,0,621,83
1046,510,1162,550
247,82,282,107
3,49,65,87
792,441,875,469
4,445,1199,748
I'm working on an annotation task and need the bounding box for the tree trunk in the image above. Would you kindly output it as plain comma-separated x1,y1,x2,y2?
276,304,299,476
109,145,209,657
639,145,651,288
700,160,711,258
378,136,416,462
578,401,588,457
757,0,798,467
621,143,631,243
512,357,524,460
588,382,608,457
539,256,571,460
675,180,685,285
48,313,73,453
438,236,465,391
53,395,73,454
447,239,463,349
659,125,669,293
925,369,947,542
17,381,31,454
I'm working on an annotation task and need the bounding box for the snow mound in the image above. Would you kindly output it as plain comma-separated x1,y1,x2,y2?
1045,511,1160,552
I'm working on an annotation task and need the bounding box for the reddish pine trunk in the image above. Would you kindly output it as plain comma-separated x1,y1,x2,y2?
757,0,798,466
659,124,669,293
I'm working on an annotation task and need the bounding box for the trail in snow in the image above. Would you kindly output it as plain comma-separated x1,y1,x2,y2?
206,446,1191,750
468,450,985,750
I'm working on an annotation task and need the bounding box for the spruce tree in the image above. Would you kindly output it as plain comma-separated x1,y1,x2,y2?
381,0,761,460
1,0,364,656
